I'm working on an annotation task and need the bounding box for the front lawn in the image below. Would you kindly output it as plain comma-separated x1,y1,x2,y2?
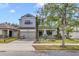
33,39,79,50
0,37,17,43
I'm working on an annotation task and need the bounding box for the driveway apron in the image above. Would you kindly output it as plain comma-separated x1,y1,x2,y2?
0,40,35,51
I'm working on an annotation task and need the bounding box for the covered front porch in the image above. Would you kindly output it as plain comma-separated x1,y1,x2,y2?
0,29,19,38
38,29,57,39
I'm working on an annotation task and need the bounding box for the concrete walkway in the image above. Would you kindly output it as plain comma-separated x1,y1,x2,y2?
33,43,79,45
0,40,35,52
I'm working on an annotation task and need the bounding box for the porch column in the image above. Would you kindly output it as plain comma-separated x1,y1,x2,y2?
7,29,9,38
17,30,20,39
52,30,53,37
52,30,56,39
52,30,55,38
43,18,47,37
43,29,47,37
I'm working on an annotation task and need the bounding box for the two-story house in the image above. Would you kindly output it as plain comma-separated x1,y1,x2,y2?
19,14,36,41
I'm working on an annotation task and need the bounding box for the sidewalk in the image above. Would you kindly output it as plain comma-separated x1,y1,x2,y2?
33,43,79,45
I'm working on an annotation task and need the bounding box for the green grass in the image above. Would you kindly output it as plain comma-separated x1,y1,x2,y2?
34,39,79,50
33,44,79,50
36,39,79,44
0,37,17,43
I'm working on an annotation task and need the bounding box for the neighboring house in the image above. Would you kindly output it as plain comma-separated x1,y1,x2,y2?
0,23,19,38
19,14,36,41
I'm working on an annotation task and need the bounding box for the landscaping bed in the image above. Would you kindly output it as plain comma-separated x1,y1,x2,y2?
0,37,17,43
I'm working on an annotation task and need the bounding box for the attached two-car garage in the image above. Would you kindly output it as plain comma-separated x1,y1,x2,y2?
19,29,36,41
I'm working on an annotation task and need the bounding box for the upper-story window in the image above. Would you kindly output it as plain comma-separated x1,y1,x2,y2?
25,20,33,24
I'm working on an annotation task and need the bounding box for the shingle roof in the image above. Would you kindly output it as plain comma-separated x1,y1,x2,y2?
0,23,18,30
22,14,35,17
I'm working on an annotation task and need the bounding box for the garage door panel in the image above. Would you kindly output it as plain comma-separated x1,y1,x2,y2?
20,30,36,41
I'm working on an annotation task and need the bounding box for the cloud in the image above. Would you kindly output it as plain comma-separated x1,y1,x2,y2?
0,3,8,9
10,9,15,13
35,3,45,8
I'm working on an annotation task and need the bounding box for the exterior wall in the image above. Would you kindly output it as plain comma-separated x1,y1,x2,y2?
60,29,79,39
12,31,18,37
0,29,3,38
70,32,79,39
20,29,36,41
0,29,2,35
2,30,7,37
0,29,8,38
20,17,36,28
69,27,79,39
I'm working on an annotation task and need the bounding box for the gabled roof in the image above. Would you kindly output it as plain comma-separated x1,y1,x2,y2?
19,14,35,20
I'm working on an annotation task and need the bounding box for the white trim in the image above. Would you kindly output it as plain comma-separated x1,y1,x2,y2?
20,29,36,31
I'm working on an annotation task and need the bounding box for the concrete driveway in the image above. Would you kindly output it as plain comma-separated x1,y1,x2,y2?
0,40,35,51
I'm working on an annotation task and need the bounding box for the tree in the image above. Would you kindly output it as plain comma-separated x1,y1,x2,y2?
65,26,73,39
73,20,79,31
37,3,76,47
37,4,50,39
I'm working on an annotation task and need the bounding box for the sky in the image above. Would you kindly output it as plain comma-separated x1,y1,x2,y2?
0,3,79,25
0,3,44,24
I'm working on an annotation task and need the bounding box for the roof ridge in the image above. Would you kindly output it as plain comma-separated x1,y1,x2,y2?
22,13,35,17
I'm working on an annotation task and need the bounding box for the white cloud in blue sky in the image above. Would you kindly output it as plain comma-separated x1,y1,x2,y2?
0,3,45,24
9,9,15,13
0,3,9,9
35,3,45,8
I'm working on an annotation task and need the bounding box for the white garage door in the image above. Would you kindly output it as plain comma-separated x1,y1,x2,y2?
20,29,36,41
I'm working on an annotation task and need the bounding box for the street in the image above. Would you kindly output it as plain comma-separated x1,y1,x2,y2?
0,51,79,56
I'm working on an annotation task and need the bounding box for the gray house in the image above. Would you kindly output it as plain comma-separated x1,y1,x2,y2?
19,14,36,41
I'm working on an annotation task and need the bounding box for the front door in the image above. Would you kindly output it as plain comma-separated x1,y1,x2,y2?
9,31,12,37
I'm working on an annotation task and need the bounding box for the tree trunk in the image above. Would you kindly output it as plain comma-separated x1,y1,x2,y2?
61,3,68,47
61,24,65,47
36,16,39,41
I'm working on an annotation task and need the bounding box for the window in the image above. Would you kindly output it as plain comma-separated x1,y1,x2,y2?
25,20,33,24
